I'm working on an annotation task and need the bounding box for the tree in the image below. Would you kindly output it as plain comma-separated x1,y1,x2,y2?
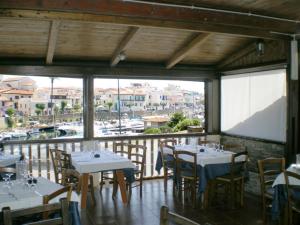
35,103,45,115
35,109,42,116
6,108,15,117
73,104,81,113
60,101,67,114
173,118,201,132
106,102,113,120
168,112,186,128
5,108,15,128
54,105,59,116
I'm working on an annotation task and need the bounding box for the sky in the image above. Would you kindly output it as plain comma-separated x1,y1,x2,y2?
1,75,204,93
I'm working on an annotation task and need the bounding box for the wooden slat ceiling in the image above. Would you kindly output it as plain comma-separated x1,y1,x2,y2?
0,17,252,66
0,0,294,68
147,0,300,20
55,21,128,60
182,34,251,64
0,18,50,58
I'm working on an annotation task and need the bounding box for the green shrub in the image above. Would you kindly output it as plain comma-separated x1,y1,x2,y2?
173,118,201,132
144,127,162,134
168,112,186,128
159,125,173,133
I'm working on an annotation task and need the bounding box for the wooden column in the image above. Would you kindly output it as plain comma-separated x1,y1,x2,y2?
286,40,299,164
83,75,94,139
205,78,220,133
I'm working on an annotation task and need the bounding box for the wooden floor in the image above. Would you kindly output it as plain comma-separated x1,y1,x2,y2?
81,179,264,225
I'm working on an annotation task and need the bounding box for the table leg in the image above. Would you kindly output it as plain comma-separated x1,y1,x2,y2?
115,170,128,204
81,173,89,209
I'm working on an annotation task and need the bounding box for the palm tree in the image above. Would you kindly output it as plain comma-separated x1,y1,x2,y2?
106,102,113,120
5,108,15,128
60,101,67,114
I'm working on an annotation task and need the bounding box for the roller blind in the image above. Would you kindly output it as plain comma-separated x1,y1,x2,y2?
221,69,286,142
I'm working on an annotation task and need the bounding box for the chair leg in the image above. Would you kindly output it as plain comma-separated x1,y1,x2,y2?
240,179,244,207
99,172,104,193
112,172,118,199
163,169,167,192
140,177,143,198
128,183,132,203
89,175,96,206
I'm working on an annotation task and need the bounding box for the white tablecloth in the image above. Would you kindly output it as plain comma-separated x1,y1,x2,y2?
71,150,135,173
0,177,79,210
161,145,244,167
272,164,300,187
0,154,20,167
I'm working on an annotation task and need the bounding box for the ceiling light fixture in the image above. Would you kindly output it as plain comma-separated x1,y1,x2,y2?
118,52,127,61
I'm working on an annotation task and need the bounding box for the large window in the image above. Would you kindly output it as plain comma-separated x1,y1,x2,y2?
94,79,204,137
221,69,287,142
0,75,83,140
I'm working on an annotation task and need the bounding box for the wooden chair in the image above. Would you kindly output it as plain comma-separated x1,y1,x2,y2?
258,158,285,224
174,150,198,208
159,139,177,192
110,142,146,200
284,170,300,225
43,185,73,204
49,148,71,184
127,143,147,200
1,198,70,225
214,151,249,208
100,142,129,192
0,167,16,174
160,205,200,225
50,149,95,205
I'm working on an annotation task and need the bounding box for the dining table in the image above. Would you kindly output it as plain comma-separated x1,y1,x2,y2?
71,150,135,209
271,164,300,220
0,176,79,210
0,153,20,167
155,144,247,195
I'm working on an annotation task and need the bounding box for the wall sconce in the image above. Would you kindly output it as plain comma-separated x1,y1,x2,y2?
256,39,265,56
118,51,127,61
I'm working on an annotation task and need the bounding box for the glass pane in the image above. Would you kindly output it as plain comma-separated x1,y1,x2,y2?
0,75,83,140
94,78,204,137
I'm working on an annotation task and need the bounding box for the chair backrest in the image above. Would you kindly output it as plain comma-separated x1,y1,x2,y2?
113,142,146,180
174,150,197,181
43,185,72,204
159,139,176,170
257,158,285,197
128,144,147,180
50,149,72,184
1,198,70,225
61,168,81,193
0,167,16,174
229,151,249,178
160,205,200,225
284,170,300,218
113,142,130,158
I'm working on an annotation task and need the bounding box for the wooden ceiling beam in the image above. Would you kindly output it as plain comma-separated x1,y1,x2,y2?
166,33,210,69
217,41,257,69
0,0,295,40
111,26,139,67
46,20,61,65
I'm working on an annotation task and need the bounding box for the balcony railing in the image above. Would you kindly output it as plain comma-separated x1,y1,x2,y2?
2,133,208,181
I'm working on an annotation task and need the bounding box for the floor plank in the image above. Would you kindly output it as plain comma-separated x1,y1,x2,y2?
81,179,264,225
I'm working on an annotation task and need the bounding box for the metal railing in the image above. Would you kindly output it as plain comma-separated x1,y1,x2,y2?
2,133,208,181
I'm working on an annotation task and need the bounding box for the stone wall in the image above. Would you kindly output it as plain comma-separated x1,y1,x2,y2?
221,134,285,195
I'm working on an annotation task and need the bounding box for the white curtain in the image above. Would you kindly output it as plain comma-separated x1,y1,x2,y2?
221,69,286,142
